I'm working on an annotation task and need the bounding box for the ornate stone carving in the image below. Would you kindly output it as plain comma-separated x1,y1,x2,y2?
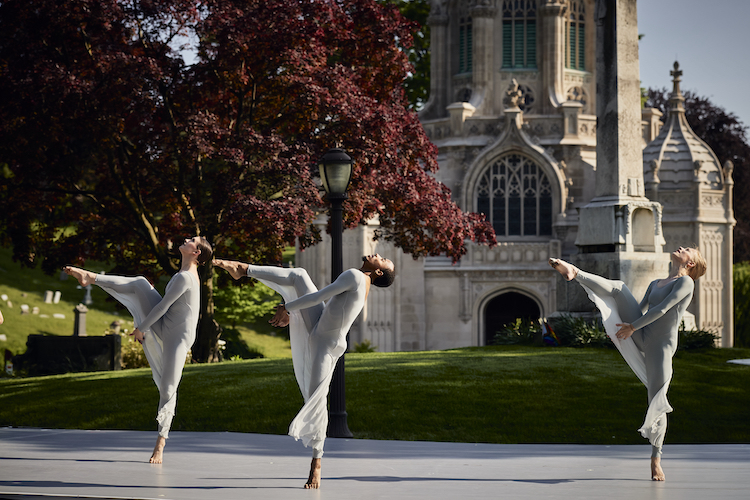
504,78,523,109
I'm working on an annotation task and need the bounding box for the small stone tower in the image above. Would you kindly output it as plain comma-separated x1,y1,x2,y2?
643,62,736,346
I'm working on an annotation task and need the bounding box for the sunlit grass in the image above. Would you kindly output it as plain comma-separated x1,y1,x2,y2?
2,346,748,445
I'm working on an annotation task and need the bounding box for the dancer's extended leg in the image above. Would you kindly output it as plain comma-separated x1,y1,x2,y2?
574,271,643,325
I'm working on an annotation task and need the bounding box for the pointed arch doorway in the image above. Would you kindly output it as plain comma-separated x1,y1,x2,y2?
484,292,541,345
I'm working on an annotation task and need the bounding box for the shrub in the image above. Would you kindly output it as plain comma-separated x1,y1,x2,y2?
491,318,539,345
678,322,718,351
353,339,377,353
549,315,612,348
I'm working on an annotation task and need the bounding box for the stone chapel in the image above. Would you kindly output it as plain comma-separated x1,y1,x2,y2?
295,0,735,349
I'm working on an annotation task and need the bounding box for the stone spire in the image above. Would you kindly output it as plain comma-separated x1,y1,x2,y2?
643,61,724,192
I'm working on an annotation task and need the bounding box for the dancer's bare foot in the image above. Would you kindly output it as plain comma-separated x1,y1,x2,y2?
651,457,665,481
212,259,248,280
304,458,321,489
548,258,578,281
62,266,97,287
149,436,166,464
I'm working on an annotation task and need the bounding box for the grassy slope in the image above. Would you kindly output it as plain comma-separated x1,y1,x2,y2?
2,346,748,444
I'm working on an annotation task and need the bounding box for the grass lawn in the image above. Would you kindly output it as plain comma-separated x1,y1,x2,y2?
2,345,749,445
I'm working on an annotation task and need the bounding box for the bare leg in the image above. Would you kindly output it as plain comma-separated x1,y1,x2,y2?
548,258,578,281
213,259,249,280
62,266,97,287
150,436,166,464
304,458,321,489
651,456,665,481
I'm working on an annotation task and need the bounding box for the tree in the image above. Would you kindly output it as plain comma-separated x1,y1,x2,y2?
379,0,431,110
645,88,750,262
0,0,495,361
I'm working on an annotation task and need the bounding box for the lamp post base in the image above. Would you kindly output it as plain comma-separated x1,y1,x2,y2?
327,410,353,438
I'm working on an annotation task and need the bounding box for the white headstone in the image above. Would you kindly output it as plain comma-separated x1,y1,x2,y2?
0,294,7,301
44,290,53,303
20,304,30,314
53,291,61,304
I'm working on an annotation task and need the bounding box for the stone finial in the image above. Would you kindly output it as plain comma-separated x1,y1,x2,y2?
670,61,683,96
724,160,735,185
504,79,523,109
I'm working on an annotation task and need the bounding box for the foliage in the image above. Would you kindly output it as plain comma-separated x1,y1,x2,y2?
549,315,612,349
2,346,750,444
491,318,539,345
645,88,750,261
379,0,431,110
213,278,279,328
734,262,750,347
117,329,150,370
353,339,377,353
677,325,718,351
0,0,496,361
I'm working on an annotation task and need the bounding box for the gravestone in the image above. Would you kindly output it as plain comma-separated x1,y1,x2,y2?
73,304,88,337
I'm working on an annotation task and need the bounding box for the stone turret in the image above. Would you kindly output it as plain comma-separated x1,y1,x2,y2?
642,61,735,346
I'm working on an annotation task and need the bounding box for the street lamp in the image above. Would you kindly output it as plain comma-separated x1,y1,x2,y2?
318,147,354,439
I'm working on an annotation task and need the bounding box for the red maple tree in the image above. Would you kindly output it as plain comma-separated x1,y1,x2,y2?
0,0,495,360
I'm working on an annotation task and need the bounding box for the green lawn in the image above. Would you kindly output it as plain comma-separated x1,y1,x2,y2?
2,346,748,445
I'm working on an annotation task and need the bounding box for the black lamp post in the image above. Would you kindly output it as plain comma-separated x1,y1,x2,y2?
318,147,354,439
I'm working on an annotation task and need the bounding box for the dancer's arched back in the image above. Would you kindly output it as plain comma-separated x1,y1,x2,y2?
550,246,706,481
64,236,212,463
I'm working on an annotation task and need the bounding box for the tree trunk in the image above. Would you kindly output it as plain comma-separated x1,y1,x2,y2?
192,261,223,362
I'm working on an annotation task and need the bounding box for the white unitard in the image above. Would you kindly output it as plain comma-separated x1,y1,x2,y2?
575,271,694,457
247,265,367,458
95,272,200,438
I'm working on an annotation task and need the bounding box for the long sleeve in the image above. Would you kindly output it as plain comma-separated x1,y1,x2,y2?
639,281,655,314
137,273,192,332
283,270,360,312
631,277,694,331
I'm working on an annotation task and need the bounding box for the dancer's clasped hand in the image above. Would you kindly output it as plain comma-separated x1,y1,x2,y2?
270,304,290,328
130,328,145,344
615,323,635,340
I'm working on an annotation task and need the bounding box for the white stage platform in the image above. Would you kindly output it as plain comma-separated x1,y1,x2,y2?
1,428,748,500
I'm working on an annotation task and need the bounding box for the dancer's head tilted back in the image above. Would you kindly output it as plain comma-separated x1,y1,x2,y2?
179,236,213,266
196,237,213,266
361,253,395,288
672,246,706,280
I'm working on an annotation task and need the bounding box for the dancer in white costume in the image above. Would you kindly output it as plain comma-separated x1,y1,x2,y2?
213,254,395,489
64,236,212,464
549,246,706,481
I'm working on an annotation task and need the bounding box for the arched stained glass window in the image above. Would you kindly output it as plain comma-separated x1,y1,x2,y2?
501,0,537,69
476,154,553,237
565,0,586,70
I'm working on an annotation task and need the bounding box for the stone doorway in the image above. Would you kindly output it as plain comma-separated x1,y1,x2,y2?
484,292,541,345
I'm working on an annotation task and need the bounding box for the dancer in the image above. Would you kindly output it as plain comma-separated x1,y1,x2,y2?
213,254,395,489
549,246,706,481
64,236,212,464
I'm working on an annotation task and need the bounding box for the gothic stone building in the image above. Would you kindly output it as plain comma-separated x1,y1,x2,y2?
296,0,735,350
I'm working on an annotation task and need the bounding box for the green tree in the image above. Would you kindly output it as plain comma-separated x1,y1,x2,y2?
213,280,278,329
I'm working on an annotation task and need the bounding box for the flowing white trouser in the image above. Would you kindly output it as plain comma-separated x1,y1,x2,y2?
575,271,672,457
245,265,331,458
95,275,189,438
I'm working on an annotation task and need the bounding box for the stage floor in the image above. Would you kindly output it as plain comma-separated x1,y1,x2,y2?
1,428,748,500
